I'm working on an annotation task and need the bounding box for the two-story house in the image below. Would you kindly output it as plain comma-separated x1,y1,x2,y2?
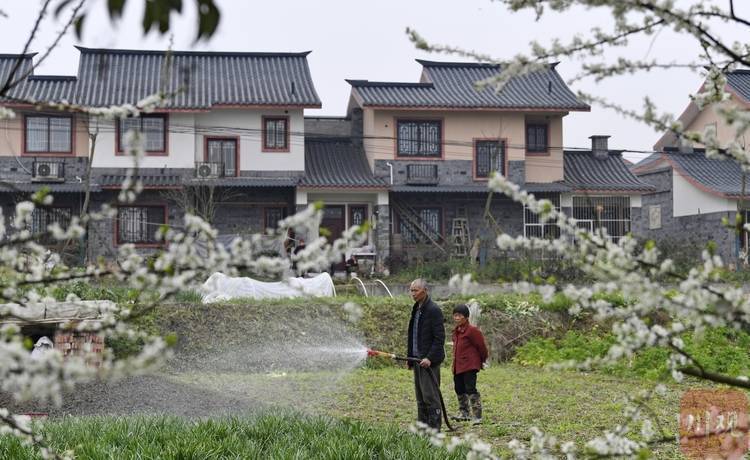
341,60,652,261
0,47,322,261
0,53,92,260
634,70,750,262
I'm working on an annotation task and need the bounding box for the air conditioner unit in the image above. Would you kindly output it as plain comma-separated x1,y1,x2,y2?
195,162,220,179
32,161,63,182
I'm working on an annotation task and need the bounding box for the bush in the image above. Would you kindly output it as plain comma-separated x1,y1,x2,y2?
514,327,750,381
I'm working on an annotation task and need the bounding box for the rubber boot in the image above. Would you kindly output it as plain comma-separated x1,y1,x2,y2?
451,393,471,421
428,408,442,431
417,403,429,425
469,393,482,425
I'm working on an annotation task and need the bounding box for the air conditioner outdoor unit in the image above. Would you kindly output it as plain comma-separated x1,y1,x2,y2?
195,162,220,178
32,161,63,182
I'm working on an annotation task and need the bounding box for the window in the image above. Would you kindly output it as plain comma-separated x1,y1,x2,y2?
398,207,442,244
648,205,662,230
206,138,237,176
30,207,72,242
526,122,548,153
264,207,287,230
572,196,631,243
25,116,72,153
523,193,561,239
118,114,167,153
263,117,289,151
349,206,368,228
397,120,441,157
117,206,166,245
475,140,505,178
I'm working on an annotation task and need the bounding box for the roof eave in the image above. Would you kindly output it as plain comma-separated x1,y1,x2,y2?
360,104,590,112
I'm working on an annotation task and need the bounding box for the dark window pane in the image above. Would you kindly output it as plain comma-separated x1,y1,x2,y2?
26,117,49,152
264,207,286,230
397,120,441,157
350,206,367,227
476,140,504,178
526,123,548,152
119,115,165,152
118,206,166,244
26,116,72,153
264,118,288,149
398,207,441,244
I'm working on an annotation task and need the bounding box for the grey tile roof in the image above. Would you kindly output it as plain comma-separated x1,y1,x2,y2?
0,182,99,193
563,150,654,192
391,182,571,194
0,55,77,103
99,174,183,188
524,182,571,192
301,137,386,188
390,184,491,193
630,152,666,174
190,177,296,187
662,148,750,197
727,70,750,102
348,60,589,110
75,47,321,109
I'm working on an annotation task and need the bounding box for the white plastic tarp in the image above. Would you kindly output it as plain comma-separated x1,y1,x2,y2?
201,272,335,303
0,300,115,323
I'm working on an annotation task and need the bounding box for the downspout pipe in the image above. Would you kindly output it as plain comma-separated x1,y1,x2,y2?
386,162,393,185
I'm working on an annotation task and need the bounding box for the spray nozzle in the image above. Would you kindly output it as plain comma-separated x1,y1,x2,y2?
366,348,395,359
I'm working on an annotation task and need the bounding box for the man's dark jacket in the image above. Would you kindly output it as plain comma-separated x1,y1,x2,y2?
407,296,445,366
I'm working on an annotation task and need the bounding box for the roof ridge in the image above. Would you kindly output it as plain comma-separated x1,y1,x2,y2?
416,59,500,68
0,53,37,59
28,75,77,81
416,59,560,69
75,46,312,58
346,79,433,88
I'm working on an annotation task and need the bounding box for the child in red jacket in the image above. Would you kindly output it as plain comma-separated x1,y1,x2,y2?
451,304,489,425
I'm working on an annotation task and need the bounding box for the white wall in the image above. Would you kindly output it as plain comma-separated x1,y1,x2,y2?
91,113,196,169
672,171,736,217
560,193,641,208
91,108,305,171
193,108,305,171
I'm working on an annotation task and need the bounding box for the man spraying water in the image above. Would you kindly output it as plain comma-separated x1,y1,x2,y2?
406,278,445,431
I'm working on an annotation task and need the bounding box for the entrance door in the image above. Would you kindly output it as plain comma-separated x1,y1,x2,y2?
321,205,346,241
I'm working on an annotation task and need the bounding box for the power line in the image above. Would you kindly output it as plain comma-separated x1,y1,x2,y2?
0,119,664,160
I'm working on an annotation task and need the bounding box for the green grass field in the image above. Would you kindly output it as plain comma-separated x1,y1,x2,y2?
1,364,690,459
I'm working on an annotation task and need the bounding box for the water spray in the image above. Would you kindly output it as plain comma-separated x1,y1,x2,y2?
365,348,454,431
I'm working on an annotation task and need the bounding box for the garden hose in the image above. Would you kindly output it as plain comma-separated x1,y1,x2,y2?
366,349,455,431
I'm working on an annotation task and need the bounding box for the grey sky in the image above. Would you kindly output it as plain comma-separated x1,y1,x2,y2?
2,0,745,162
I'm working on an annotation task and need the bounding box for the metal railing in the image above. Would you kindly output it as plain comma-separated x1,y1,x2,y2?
31,159,65,182
406,163,439,185
195,161,226,178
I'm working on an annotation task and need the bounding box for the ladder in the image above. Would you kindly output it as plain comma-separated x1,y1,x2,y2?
452,218,470,256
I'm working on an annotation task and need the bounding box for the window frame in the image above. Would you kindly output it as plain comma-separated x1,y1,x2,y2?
525,120,549,155
571,195,631,243
29,206,73,243
473,138,507,180
523,193,561,240
115,113,169,156
395,118,443,159
115,204,168,247
396,206,444,245
262,116,290,152
23,114,74,155
204,136,240,177
263,206,288,231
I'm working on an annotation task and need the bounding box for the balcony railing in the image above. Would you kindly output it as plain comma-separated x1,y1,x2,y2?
195,161,228,178
31,159,65,182
406,163,439,185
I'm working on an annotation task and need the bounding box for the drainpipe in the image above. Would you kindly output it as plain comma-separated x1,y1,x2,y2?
386,162,393,185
